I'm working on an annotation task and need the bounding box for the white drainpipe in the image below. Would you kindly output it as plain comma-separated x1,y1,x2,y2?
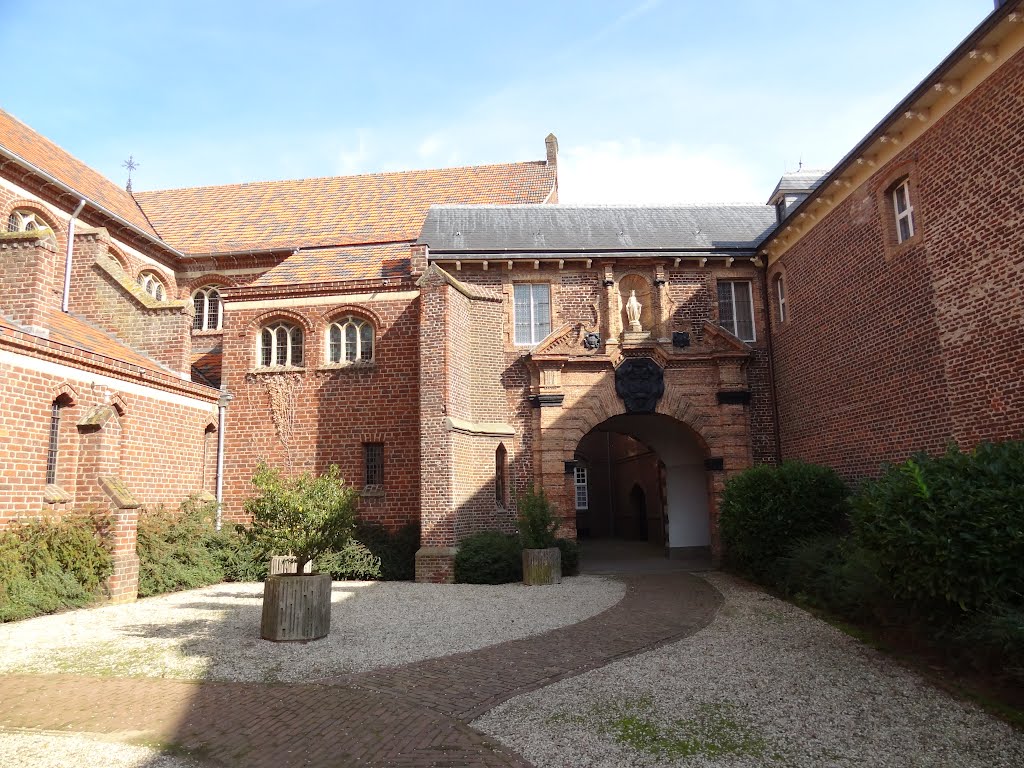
215,389,234,531
61,199,87,312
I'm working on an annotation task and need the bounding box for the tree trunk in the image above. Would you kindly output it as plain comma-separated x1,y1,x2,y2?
261,573,332,641
522,547,562,586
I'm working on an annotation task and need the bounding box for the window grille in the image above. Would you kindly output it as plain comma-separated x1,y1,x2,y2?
364,443,384,487
45,400,62,485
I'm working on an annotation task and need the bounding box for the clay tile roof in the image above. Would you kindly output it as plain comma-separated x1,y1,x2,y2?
134,161,557,255
251,243,412,287
0,109,158,237
0,308,175,377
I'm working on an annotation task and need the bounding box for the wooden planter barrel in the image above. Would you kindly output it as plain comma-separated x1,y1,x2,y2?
261,572,332,642
522,547,562,586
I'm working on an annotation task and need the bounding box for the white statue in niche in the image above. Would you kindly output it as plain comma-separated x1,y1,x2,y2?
626,290,643,332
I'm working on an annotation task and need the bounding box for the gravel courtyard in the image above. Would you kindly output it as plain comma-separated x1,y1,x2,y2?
474,572,1024,768
1,571,1022,768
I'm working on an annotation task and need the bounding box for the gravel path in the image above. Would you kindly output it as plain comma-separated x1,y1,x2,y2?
0,576,625,684
473,572,1024,768
0,730,200,768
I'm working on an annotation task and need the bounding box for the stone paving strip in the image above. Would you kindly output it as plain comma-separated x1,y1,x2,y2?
474,572,1024,768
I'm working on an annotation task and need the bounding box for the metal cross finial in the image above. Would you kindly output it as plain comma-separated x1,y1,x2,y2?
122,155,139,192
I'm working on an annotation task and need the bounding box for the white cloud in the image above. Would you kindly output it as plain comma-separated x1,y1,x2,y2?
558,140,765,205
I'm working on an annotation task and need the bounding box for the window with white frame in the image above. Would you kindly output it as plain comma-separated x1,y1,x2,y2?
259,321,303,367
717,280,756,341
192,286,222,331
574,466,589,511
775,274,787,323
327,316,374,364
892,179,915,244
8,208,56,244
513,283,551,345
138,271,166,301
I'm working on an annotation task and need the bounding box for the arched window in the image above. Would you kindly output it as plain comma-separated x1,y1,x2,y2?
7,208,56,244
260,322,303,367
192,286,223,330
495,444,507,506
45,395,73,485
774,274,787,323
327,316,374,364
138,271,166,301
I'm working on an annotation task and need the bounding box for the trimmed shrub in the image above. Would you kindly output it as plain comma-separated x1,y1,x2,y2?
454,530,523,584
851,441,1024,622
354,520,420,581
318,540,382,580
557,537,580,576
136,498,225,597
0,513,112,622
719,461,849,584
209,524,268,582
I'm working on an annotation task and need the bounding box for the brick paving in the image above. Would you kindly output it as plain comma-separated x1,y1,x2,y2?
0,571,721,767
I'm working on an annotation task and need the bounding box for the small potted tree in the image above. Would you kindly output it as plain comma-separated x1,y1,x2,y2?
245,463,357,641
517,486,562,586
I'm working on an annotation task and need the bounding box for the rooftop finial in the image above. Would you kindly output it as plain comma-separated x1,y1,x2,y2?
122,155,139,192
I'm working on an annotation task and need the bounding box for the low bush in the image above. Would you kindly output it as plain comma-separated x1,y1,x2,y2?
354,520,420,581
0,513,112,622
209,524,267,582
454,530,523,584
557,537,580,576
719,461,849,585
850,441,1024,623
136,497,225,597
318,540,382,580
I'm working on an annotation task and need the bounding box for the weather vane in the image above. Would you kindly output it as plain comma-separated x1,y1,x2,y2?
122,155,139,192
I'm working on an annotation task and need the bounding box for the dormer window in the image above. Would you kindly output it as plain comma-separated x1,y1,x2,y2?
138,272,165,301
892,179,915,244
775,199,787,224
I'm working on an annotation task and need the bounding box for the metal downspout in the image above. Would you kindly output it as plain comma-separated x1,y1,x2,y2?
61,199,87,312
215,390,233,531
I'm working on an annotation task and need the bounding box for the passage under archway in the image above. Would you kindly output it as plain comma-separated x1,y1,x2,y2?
573,412,710,558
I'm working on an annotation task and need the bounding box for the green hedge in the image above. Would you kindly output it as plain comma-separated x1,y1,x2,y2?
851,442,1024,622
318,540,382,580
136,498,228,596
353,521,420,581
719,461,849,584
0,513,112,622
454,530,523,584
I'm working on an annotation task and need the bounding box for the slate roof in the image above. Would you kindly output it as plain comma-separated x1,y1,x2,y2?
0,109,159,238
250,243,413,287
135,162,557,255
767,169,829,203
418,204,777,253
0,308,175,377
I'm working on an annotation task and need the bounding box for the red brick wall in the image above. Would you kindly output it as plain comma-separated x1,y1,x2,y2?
768,48,1024,479
220,291,421,530
0,235,59,332
0,345,218,522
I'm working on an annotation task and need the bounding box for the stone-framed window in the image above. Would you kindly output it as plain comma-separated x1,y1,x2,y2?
192,286,222,331
259,321,304,367
717,280,756,342
45,398,66,485
513,283,551,345
364,442,384,488
774,274,787,323
138,271,166,301
495,443,507,506
327,316,374,364
892,178,915,244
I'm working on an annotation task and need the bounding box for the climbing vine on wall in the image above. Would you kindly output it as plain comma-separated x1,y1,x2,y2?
249,372,302,469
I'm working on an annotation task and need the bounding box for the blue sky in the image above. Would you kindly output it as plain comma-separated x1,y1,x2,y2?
1,1,993,204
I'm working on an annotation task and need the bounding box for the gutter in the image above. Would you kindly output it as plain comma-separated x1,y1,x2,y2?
215,389,234,530
61,199,86,312
0,148,186,260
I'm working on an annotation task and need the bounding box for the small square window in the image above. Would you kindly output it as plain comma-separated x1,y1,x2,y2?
364,443,383,487
892,179,915,244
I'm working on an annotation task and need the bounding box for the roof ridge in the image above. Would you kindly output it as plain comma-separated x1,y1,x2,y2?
135,159,548,196
428,202,770,210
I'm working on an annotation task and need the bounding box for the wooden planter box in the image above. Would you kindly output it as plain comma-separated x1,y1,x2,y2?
261,572,332,642
522,547,562,586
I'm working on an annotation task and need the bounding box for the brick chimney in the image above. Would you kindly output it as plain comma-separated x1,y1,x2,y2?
545,133,559,167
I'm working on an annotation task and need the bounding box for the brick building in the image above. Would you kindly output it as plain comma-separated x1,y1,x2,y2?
1,1,1021,590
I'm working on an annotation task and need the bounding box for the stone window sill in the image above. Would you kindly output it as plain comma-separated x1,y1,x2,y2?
249,365,305,375
191,329,224,337
43,484,72,504
319,361,376,372
360,486,385,498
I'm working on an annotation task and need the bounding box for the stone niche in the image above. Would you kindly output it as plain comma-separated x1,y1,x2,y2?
618,273,654,337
